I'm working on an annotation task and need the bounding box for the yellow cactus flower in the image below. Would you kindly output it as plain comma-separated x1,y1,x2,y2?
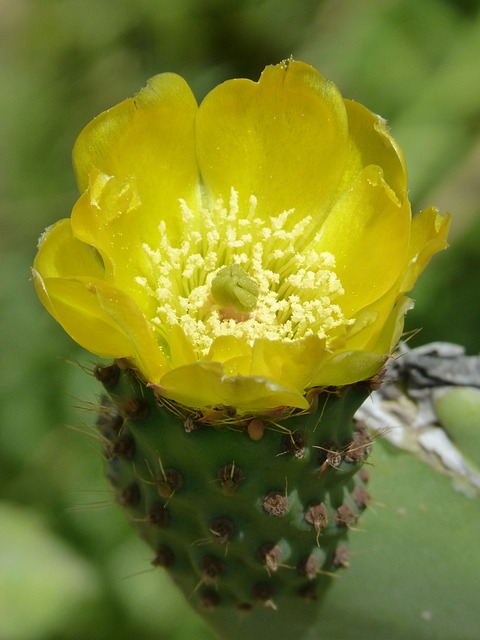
33,60,449,413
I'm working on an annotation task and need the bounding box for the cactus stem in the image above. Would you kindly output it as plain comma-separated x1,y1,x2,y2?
95,364,373,640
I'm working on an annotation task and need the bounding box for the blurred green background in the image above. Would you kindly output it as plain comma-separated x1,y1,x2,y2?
1,0,480,639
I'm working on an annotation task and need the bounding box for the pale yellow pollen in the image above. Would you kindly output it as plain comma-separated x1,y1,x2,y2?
135,188,351,357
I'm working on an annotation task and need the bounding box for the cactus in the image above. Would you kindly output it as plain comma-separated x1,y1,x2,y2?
93,361,374,639
32,60,450,640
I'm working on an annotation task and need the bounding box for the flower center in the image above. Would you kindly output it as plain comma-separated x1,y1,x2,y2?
211,264,259,316
134,189,351,357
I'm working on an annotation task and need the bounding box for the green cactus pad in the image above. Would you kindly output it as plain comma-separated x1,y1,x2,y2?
94,363,373,639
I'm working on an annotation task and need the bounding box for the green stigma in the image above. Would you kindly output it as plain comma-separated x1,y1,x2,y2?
211,264,259,312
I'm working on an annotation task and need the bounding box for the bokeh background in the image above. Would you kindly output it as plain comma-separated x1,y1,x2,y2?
1,1,480,638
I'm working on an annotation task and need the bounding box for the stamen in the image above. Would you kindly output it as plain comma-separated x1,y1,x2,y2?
135,189,351,358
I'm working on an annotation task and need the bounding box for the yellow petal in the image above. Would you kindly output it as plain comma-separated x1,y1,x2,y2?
73,73,200,244
34,218,105,280
33,272,134,357
92,283,168,381
250,335,326,391
157,362,308,412
206,335,327,393
342,99,407,201
316,164,410,316
70,171,152,288
195,60,349,221
166,324,198,369
368,295,413,353
33,62,451,413
33,218,108,331
71,171,142,275
206,336,252,376
401,206,451,292
313,294,414,387
312,350,389,387
33,218,168,380
339,287,410,352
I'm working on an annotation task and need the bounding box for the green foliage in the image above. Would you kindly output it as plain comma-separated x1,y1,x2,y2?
435,386,480,470
0,503,98,640
315,440,480,640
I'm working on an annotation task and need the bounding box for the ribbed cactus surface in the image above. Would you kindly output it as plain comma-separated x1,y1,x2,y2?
94,362,373,637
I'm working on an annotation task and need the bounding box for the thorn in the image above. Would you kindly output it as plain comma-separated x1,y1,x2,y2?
152,545,175,568
263,491,288,517
93,363,120,389
157,468,184,499
119,482,141,509
209,518,235,545
199,589,221,610
253,583,277,610
304,503,329,545
121,397,150,421
201,555,225,586
336,503,358,528
217,462,244,495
